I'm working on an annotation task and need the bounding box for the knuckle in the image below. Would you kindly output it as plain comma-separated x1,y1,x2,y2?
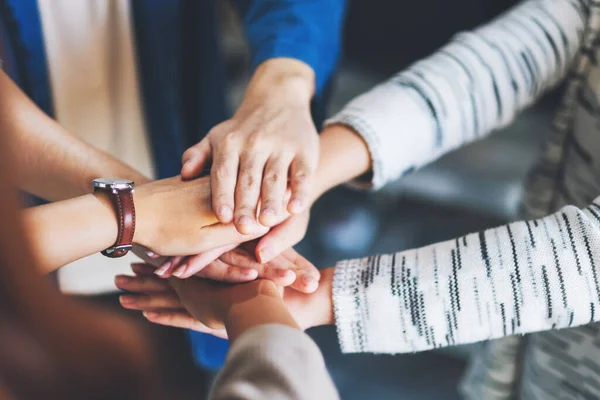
239,173,256,188
264,170,284,185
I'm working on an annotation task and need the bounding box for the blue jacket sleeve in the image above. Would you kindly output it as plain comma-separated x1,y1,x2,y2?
234,0,345,96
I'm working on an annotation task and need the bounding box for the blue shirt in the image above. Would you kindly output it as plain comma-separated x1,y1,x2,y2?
0,0,345,370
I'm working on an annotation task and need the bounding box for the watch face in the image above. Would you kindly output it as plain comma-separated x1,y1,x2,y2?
93,178,134,190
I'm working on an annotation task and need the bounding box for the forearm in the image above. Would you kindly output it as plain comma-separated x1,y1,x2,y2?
21,193,119,273
311,125,372,203
210,325,338,400
0,71,148,201
325,0,583,189
333,196,600,354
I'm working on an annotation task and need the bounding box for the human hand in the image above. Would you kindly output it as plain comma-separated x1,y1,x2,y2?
151,244,320,293
181,58,318,234
115,265,335,339
130,176,267,256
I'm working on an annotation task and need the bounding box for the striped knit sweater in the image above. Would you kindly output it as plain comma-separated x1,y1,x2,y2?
327,0,600,398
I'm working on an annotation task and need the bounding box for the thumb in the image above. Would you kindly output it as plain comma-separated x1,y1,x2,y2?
181,139,211,179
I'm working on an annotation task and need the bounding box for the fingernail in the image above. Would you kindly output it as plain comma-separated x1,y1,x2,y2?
119,295,135,305
302,275,316,286
238,215,254,227
172,264,187,278
289,199,304,213
155,261,171,276
115,275,130,285
241,268,255,277
218,205,233,221
257,247,272,263
143,311,159,319
262,208,276,217
276,268,290,278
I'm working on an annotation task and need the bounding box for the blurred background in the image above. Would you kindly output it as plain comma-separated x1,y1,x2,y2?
13,0,563,398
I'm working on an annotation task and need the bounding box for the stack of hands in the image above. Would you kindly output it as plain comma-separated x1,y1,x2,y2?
105,60,370,338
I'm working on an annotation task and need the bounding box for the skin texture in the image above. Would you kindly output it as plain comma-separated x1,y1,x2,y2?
165,124,373,281
0,70,149,201
181,58,318,234
1,68,318,287
21,176,267,274
115,263,336,339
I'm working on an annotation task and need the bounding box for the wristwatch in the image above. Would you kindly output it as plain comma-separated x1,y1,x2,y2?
93,178,136,258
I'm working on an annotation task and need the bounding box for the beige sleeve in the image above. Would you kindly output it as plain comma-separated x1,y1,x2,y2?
209,324,339,400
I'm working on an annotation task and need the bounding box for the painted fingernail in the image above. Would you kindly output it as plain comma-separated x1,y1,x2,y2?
172,264,187,278
143,311,159,319
119,295,135,305
218,205,233,221
115,275,130,285
155,261,171,276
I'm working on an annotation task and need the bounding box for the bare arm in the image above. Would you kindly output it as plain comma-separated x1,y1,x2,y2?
21,176,264,274
0,70,149,201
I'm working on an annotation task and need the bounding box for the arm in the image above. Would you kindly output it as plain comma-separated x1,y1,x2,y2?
332,195,600,353
326,0,584,189
254,0,586,261
182,0,346,234
21,176,265,274
169,279,339,400
234,0,345,95
0,70,149,201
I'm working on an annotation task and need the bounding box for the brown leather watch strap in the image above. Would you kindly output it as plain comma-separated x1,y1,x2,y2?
101,188,135,258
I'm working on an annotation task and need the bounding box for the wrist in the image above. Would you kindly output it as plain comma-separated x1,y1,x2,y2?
130,185,154,248
312,267,336,327
245,58,315,105
311,125,372,203
226,280,299,342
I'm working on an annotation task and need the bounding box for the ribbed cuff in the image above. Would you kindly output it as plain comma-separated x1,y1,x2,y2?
332,257,371,353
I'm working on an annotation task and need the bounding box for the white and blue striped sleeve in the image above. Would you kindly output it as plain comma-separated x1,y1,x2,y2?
326,0,586,189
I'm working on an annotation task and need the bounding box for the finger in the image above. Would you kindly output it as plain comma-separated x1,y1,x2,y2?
195,259,258,283
154,256,185,278
234,153,268,234
173,243,238,279
281,249,320,293
287,155,315,214
218,245,295,285
219,247,262,269
115,275,171,294
181,139,211,179
196,222,269,255
255,212,309,263
131,263,157,277
143,311,228,339
261,257,296,287
119,293,182,311
211,150,239,224
259,156,293,227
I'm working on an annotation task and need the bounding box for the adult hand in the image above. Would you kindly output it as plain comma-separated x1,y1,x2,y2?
152,244,320,293
115,265,335,338
181,58,318,234
131,176,267,256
